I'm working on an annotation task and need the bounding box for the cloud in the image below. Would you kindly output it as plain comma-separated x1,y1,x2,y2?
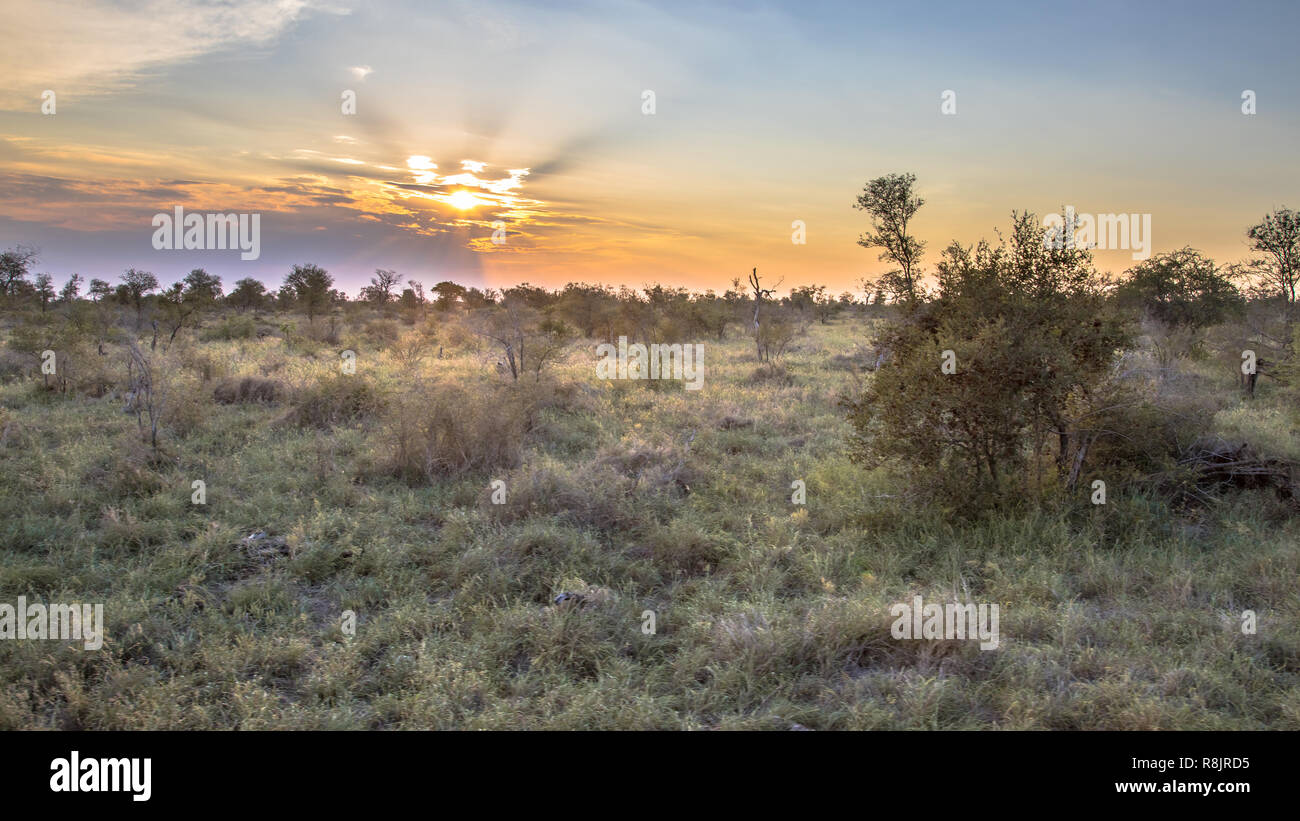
0,0,340,109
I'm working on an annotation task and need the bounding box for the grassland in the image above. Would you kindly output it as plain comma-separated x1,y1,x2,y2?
1,313,1297,729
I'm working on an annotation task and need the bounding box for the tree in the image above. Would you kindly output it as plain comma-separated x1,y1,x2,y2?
360,268,400,306
284,263,333,323
1119,249,1241,325
121,268,159,328
156,282,188,347
462,287,496,309
432,281,467,311
1118,249,1242,367
88,278,111,303
276,284,297,311
1246,208,1300,311
125,340,172,451
59,273,83,304
406,279,428,320
34,273,56,312
790,284,834,323
854,172,926,304
182,268,223,303
688,292,731,341
556,283,611,338
229,278,267,312
156,270,221,345
397,287,422,319
470,295,571,382
0,245,38,297
746,268,782,362
503,283,553,310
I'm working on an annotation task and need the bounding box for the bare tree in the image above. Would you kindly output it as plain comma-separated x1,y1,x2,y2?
470,297,571,381
125,340,170,450
747,267,782,362
362,268,401,306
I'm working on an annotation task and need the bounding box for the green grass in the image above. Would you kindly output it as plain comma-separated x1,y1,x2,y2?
0,314,1297,729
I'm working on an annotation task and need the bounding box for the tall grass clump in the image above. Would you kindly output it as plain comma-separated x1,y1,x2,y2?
285,374,385,429
380,380,525,480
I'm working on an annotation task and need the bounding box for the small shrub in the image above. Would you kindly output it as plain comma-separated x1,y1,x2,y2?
0,349,33,383
202,315,257,341
490,459,646,532
285,375,385,429
746,362,794,386
82,438,169,498
363,319,401,348
381,380,525,480
647,518,732,573
177,346,228,383
213,377,287,404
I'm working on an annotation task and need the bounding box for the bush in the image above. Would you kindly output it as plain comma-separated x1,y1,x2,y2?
362,319,401,348
285,375,385,429
843,212,1131,509
202,315,257,341
380,380,525,480
489,458,648,532
746,362,794,386
213,377,287,404
81,438,168,498
178,346,228,383
647,518,732,574
1213,403,1300,462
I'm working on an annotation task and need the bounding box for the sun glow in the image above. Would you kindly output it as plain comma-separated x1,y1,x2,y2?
449,190,479,210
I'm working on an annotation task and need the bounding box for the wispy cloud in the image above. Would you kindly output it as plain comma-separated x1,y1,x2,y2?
1,0,341,109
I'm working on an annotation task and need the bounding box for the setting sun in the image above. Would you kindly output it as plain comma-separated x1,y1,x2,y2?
449,190,479,210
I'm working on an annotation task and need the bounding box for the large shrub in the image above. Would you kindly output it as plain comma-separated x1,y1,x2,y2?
843,212,1131,507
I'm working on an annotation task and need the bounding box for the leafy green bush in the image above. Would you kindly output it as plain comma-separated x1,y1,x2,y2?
843,212,1130,509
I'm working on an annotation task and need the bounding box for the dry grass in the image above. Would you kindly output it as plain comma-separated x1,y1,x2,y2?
0,308,1296,729
380,380,525,481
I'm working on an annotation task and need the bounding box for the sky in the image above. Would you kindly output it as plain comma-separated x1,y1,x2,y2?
1,0,1298,297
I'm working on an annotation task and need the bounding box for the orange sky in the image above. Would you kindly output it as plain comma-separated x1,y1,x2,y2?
1,1,1297,296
